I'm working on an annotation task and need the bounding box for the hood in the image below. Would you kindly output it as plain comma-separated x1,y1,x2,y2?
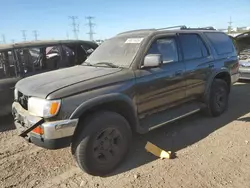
230,31,250,54
16,65,121,98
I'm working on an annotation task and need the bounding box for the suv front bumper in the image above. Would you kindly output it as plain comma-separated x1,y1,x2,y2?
12,102,78,149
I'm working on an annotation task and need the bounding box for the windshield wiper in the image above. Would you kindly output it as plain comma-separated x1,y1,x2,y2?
94,62,119,68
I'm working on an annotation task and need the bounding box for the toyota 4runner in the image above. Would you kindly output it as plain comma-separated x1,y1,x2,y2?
12,26,239,176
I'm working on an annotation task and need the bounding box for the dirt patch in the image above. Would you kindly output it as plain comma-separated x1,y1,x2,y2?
1,83,250,188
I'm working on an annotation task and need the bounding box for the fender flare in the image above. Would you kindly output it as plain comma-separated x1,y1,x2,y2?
69,93,136,119
204,69,231,103
69,93,143,132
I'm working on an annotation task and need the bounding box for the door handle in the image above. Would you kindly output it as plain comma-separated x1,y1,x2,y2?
209,63,214,68
175,70,183,76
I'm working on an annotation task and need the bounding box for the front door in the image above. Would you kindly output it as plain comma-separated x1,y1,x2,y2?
135,35,186,118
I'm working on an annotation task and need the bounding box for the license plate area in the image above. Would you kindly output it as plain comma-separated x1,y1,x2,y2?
12,102,44,136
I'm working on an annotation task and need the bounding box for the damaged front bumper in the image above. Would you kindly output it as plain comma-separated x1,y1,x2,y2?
12,102,78,149
239,67,250,80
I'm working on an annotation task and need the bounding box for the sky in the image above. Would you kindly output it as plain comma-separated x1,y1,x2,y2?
1,0,250,43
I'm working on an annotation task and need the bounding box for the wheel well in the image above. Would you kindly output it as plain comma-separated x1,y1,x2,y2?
73,101,137,137
215,72,231,92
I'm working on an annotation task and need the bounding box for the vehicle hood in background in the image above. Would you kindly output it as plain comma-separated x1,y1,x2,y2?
231,31,250,54
239,60,250,67
16,65,121,98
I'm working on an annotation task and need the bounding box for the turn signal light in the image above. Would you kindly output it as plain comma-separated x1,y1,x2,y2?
32,126,44,135
50,102,60,116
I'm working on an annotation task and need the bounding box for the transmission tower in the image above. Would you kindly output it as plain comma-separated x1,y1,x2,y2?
33,30,38,41
228,16,233,34
11,39,15,43
1,34,6,43
69,16,79,39
86,16,95,41
66,32,69,40
21,30,27,41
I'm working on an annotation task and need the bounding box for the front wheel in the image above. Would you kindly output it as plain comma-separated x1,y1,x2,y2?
71,111,132,176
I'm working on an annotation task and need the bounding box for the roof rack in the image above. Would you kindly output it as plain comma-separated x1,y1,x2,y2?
117,28,155,35
157,25,216,31
157,25,187,31
181,26,216,30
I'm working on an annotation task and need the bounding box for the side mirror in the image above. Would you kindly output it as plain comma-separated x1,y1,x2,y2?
86,48,94,55
142,54,162,68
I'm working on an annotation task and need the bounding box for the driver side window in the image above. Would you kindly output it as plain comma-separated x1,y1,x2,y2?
147,37,178,63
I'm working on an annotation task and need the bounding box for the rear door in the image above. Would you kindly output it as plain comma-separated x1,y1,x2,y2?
178,33,213,100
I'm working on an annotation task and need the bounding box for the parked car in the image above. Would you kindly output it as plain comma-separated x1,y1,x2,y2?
12,26,239,176
0,40,98,116
229,31,250,80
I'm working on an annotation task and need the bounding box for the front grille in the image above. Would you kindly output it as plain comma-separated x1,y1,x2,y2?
17,91,28,110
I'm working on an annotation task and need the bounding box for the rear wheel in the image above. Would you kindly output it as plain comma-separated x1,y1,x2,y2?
71,111,132,176
204,79,229,117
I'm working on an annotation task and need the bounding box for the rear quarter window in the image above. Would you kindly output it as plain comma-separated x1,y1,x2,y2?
205,32,235,55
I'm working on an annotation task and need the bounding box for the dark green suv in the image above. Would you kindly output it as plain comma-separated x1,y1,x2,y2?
12,26,239,176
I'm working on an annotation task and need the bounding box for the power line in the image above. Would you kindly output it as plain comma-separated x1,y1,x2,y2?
1,34,6,43
69,16,79,39
86,16,95,41
21,30,27,41
33,30,38,41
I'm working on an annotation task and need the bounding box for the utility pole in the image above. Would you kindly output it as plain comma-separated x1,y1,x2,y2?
86,16,95,41
21,30,27,41
228,16,233,34
33,30,38,41
69,16,79,39
1,34,6,43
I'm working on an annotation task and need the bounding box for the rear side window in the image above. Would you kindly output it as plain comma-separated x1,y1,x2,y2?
205,32,235,55
179,34,209,60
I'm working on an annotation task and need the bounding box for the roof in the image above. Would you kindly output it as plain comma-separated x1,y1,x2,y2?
0,39,98,51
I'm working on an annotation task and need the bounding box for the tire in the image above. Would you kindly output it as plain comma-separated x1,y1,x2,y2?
71,111,132,176
204,79,229,117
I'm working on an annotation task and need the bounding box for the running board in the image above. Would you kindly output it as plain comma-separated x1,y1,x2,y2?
139,102,201,131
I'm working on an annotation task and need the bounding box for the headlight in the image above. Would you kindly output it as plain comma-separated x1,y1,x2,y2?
28,97,61,118
14,88,18,100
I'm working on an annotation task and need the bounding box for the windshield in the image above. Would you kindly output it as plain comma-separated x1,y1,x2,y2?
84,36,144,68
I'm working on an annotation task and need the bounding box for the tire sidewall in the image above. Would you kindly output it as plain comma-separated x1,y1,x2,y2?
209,79,229,116
73,111,132,176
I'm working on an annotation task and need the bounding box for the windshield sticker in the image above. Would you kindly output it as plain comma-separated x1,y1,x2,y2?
125,38,144,44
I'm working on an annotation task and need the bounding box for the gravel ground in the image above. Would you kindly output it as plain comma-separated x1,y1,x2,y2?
1,82,250,188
